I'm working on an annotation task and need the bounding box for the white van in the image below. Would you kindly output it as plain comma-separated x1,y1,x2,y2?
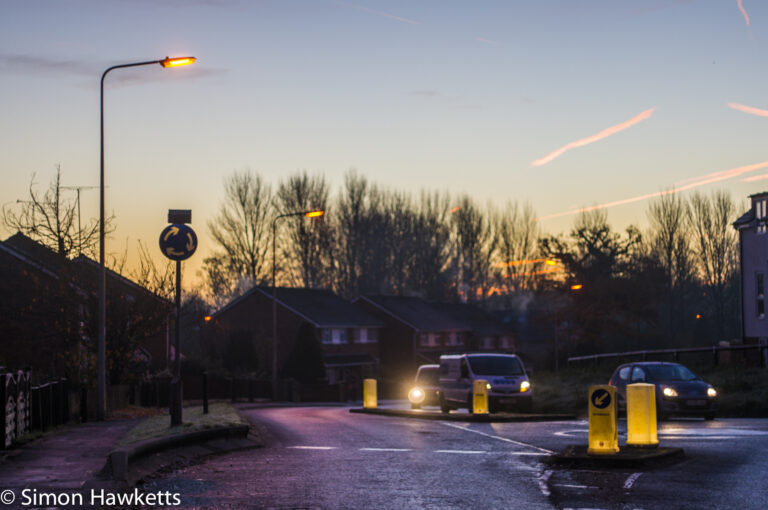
438,353,532,414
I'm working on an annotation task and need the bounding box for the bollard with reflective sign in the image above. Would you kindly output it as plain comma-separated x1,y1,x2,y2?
626,383,659,447
588,385,619,455
472,380,489,414
363,379,377,409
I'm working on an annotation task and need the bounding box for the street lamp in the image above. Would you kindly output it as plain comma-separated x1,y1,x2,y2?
271,209,324,400
97,56,195,421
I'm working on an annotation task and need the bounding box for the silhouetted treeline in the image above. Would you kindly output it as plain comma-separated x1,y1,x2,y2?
203,170,741,361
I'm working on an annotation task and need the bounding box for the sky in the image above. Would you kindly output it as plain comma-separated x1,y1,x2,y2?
2,0,768,287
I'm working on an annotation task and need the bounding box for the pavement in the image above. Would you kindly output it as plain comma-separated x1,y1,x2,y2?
0,407,259,500
0,419,138,491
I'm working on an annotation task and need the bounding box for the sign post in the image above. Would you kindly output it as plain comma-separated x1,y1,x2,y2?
159,210,197,427
587,385,619,455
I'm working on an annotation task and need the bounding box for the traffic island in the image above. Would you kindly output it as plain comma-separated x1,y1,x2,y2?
350,408,575,422
548,444,685,469
97,403,262,487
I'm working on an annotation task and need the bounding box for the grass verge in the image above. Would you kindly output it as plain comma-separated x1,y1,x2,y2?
530,364,768,418
117,403,246,447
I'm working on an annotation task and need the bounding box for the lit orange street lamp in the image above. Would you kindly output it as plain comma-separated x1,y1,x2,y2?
97,55,195,421
271,209,325,398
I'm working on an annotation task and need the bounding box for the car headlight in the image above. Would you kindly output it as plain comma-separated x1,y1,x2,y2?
662,386,678,398
408,387,425,404
486,382,492,390
707,387,717,398
520,380,531,393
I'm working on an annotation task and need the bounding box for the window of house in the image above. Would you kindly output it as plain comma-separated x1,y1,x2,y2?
482,336,494,349
420,333,439,347
758,200,767,234
353,328,378,344
322,328,348,344
758,273,765,319
498,336,511,349
446,332,460,346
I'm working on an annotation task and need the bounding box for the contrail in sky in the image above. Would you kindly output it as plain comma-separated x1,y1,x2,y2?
728,102,768,117
531,107,656,167
737,0,750,27
334,1,419,25
539,159,768,221
743,174,768,182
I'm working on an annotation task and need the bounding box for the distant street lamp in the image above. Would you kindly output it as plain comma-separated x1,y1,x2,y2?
555,283,583,372
271,209,325,399
97,56,195,421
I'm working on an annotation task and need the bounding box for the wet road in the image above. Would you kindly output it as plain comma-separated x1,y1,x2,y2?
145,404,768,509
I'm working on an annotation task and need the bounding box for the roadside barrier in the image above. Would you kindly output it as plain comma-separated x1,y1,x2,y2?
472,380,489,415
626,383,658,447
1,369,72,449
363,379,377,409
587,385,619,455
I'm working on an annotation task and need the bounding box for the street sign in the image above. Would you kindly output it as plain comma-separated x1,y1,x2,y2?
588,385,619,454
591,388,612,409
159,223,197,261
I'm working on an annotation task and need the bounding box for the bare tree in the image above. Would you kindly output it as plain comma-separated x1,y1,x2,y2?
451,196,497,304
646,191,694,342
276,171,332,288
494,202,541,296
688,191,739,341
205,170,273,297
3,165,111,258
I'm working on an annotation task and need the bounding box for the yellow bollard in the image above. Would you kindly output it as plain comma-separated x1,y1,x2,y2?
626,383,659,447
472,380,489,414
363,379,377,409
587,385,619,455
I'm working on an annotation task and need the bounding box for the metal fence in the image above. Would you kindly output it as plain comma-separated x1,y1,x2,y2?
567,342,768,368
1,369,70,450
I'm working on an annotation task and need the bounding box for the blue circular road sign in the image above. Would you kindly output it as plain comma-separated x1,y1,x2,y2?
159,223,197,261
591,389,612,409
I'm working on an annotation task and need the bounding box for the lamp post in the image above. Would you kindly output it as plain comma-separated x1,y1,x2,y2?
98,56,195,421
554,282,583,372
271,209,324,400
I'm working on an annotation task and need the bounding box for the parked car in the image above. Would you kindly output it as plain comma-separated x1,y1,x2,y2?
408,364,441,409
438,353,532,414
608,362,718,420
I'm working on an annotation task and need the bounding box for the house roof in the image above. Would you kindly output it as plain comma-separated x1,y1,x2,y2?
355,295,470,332
733,209,754,229
215,287,384,328
2,232,67,274
1,232,169,304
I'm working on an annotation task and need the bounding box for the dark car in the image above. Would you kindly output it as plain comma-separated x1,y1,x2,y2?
609,362,718,420
408,364,440,409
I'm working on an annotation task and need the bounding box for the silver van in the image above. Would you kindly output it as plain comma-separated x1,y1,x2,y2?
438,353,532,413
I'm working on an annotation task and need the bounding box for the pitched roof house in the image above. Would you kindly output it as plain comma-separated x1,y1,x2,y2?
0,233,172,377
212,287,384,384
353,295,514,384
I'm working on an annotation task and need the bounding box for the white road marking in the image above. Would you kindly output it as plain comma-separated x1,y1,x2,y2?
553,484,598,490
537,470,552,497
287,446,337,450
359,448,413,452
508,452,550,456
441,422,555,454
623,472,642,490
434,449,487,454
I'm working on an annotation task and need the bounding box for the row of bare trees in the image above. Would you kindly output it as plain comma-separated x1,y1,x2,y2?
2,167,742,364
202,169,741,356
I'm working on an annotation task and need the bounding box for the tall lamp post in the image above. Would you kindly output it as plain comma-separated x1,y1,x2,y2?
271,209,324,400
98,56,196,421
